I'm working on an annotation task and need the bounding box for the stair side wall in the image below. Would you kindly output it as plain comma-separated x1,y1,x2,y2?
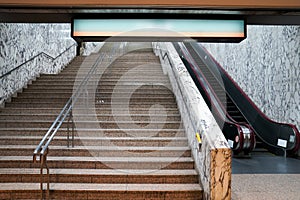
0,23,76,105
153,42,232,200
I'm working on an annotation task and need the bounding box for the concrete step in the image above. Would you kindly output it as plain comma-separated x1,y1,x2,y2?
13,92,174,98
20,89,173,95
35,75,169,80
22,84,172,91
0,168,198,184
4,101,68,108
0,128,186,137
35,76,168,82
0,145,191,157
10,96,176,103
0,136,188,146
0,113,181,121
16,92,174,99
4,102,179,109
0,113,181,122
29,80,171,86
41,73,166,79
0,120,182,129
0,107,180,115
43,68,165,75
0,183,202,200
19,89,173,96
0,156,195,169
23,84,172,91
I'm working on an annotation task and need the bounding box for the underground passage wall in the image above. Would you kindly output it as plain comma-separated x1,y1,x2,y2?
0,23,74,75
0,23,75,104
0,23,102,104
202,25,300,131
1,23,299,133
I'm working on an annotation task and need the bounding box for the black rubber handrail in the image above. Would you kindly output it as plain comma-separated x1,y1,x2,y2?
189,41,300,156
0,43,77,79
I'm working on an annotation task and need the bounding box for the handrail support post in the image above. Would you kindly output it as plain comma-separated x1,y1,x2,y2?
39,149,49,200
72,120,75,148
67,109,74,148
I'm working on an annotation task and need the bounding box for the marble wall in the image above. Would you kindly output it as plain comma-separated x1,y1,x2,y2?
153,42,231,200
81,42,104,56
0,23,77,105
202,25,300,131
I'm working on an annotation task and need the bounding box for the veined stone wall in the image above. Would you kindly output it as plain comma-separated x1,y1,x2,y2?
0,23,75,75
202,25,300,131
81,42,104,56
0,23,76,104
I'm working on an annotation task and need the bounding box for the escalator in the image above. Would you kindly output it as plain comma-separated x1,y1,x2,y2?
186,44,247,124
175,41,300,156
173,42,255,155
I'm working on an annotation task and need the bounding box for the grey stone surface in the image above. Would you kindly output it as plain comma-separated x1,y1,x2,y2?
202,25,300,132
232,174,300,200
0,23,76,104
81,42,104,56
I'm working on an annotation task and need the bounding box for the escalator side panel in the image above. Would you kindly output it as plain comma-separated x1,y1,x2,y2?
173,42,252,153
189,41,300,155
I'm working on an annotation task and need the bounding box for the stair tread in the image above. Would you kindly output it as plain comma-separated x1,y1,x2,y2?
0,107,180,111
0,136,187,140
0,156,194,162
0,168,197,175
0,113,180,117
0,120,181,123
0,145,190,151
0,183,202,191
0,127,184,131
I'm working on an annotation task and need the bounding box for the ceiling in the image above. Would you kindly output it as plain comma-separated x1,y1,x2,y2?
0,5,300,25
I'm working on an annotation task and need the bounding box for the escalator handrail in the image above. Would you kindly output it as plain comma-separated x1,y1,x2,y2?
192,42,300,153
180,42,252,127
174,42,251,152
175,42,229,123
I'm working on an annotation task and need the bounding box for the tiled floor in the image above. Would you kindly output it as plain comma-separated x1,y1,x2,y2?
231,174,300,200
232,155,300,200
232,154,300,174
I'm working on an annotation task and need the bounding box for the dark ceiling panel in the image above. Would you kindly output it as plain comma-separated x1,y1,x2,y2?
0,8,299,25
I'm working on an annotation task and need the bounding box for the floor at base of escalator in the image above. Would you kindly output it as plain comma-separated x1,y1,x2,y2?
232,150,253,158
232,154,300,174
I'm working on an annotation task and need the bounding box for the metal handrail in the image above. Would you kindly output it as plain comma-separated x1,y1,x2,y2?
33,51,105,160
33,42,126,161
33,49,110,159
0,43,77,79
32,42,122,199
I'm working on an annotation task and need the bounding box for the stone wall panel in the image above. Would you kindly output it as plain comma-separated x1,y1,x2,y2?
203,25,300,131
0,23,76,104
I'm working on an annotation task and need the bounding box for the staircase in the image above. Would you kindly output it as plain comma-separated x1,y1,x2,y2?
0,42,202,199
